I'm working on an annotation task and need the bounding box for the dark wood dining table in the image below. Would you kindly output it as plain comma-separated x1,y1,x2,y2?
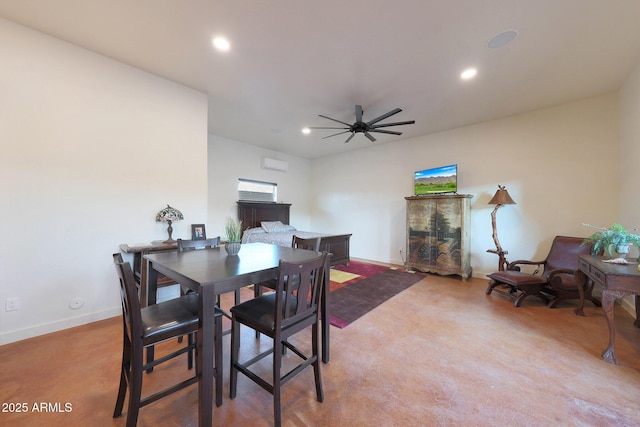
144,242,330,427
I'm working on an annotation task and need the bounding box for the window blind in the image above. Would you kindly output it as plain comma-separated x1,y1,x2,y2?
238,179,277,202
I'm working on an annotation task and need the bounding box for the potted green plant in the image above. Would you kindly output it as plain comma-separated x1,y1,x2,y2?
582,223,640,259
224,217,243,255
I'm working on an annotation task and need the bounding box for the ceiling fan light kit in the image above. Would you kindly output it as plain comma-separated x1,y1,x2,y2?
309,104,415,143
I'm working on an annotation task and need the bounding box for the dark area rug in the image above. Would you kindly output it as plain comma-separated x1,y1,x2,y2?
329,268,424,328
332,260,389,277
329,260,389,292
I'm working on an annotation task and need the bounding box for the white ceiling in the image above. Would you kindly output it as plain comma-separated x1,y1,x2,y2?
2,0,640,159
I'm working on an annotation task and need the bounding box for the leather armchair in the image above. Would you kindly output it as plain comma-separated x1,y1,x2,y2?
486,236,602,308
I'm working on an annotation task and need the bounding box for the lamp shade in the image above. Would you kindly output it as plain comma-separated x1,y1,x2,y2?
488,185,516,205
155,204,184,222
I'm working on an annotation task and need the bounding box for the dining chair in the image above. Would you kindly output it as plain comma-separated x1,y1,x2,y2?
177,237,240,332
138,245,179,306
229,252,328,427
253,235,321,340
177,236,221,251
112,254,223,427
177,237,235,304
253,235,321,299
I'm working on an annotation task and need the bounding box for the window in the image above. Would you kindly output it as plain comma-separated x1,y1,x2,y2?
238,179,277,202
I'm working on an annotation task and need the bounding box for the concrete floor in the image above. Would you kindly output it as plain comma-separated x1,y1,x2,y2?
1,272,639,427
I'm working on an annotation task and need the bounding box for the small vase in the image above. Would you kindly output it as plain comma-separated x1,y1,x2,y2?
616,243,631,259
225,241,241,256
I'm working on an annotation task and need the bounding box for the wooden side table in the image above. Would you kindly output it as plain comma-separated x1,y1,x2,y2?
576,255,640,364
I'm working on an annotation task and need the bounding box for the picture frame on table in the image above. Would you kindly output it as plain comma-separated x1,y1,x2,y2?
191,224,206,240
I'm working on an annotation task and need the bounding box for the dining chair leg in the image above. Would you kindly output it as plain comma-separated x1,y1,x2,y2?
254,286,263,339
113,368,127,418
214,314,223,407
312,324,324,402
113,332,129,418
229,317,240,400
126,349,144,427
187,333,194,370
273,337,282,427
145,346,155,373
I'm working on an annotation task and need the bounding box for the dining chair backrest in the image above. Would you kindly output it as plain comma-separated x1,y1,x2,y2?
113,253,143,347
291,235,321,252
274,252,327,330
252,237,321,314
177,237,221,252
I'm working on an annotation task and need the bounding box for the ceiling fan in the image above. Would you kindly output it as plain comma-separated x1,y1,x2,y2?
309,104,415,143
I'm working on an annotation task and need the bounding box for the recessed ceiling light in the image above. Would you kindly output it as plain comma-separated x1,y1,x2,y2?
487,30,518,49
212,37,230,51
302,127,311,135
460,68,477,80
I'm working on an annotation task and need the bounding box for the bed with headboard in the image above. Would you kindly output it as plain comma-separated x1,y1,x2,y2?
237,201,351,266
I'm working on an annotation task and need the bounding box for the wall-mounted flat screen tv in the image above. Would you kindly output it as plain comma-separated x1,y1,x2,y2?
414,164,457,195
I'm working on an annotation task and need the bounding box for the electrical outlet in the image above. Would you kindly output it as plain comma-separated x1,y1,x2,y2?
6,297,19,311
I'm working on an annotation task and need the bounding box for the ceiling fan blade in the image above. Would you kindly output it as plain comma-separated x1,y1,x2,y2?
321,130,350,139
369,120,416,129
318,114,352,127
355,105,363,123
345,133,355,144
364,132,376,142
369,129,402,135
366,108,402,126
308,126,349,130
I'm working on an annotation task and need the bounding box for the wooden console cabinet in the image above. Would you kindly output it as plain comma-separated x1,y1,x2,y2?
405,194,473,280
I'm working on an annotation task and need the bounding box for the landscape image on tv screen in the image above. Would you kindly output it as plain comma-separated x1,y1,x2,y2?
414,164,457,195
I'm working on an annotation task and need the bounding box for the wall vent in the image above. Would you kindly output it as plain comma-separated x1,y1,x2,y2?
261,157,288,172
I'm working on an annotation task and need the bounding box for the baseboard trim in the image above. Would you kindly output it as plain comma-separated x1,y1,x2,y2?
0,307,121,346
619,295,637,318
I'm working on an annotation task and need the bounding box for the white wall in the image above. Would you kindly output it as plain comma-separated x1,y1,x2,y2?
311,94,620,278
0,18,208,344
619,62,640,257
207,134,312,236
616,61,640,313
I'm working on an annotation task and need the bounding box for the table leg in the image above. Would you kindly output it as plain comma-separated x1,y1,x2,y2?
634,295,640,328
198,287,216,427
321,255,330,363
574,269,587,317
601,289,620,364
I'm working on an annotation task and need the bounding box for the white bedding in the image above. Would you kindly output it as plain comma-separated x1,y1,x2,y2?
241,221,329,246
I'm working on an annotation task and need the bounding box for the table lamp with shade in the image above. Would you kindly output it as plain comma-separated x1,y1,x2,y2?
156,204,183,242
487,185,516,271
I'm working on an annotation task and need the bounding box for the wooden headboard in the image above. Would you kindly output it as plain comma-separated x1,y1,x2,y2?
237,201,292,230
